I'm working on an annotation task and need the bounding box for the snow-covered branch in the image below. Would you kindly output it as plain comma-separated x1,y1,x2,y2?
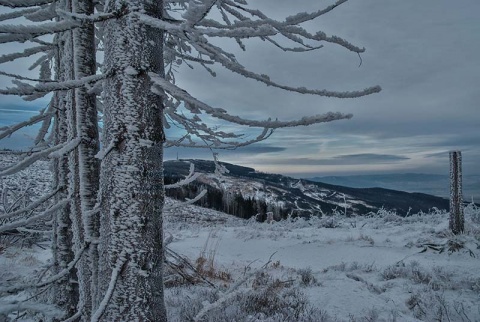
0,143,66,176
0,0,52,8
192,41,380,98
0,69,54,82
0,198,69,234
0,20,80,44
0,301,62,320
165,162,200,189
0,7,38,21
0,241,86,294
0,73,107,98
48,137,81,158
151,73,354,128
0,187,60,220
56,9,117,22
193,252,277,322
0,110,52,140
0,45,50,64
24,4,56,22
163,189,207,211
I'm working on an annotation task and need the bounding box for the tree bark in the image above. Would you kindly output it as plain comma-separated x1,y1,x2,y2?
72,0,99,317
51,33,79,318
98,0,166,319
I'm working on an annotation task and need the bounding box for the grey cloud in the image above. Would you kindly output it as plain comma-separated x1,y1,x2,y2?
224,145,286,154
164,144,286,161
264,153,409,166
332,154,409,163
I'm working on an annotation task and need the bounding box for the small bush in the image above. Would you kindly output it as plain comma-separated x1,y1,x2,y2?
297,267,317,286
381,264,408,281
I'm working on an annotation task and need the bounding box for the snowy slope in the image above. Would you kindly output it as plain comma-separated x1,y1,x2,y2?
165,159,450,217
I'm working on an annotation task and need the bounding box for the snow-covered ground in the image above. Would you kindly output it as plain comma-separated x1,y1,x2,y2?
1,153,479,321
164,202,480,321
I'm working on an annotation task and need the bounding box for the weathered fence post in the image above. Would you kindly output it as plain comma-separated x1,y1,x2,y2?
449,151,464,234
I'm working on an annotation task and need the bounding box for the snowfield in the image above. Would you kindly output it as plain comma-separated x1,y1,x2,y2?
164,202,480,321
1,154,479,321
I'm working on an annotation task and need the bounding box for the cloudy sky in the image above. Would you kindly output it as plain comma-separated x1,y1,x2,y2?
1,0,479,178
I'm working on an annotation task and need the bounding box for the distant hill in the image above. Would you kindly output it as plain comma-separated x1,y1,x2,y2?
308,173,480,201
164,160,451,219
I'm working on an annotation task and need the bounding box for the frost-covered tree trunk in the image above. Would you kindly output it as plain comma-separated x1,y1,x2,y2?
449,151,464,234
71,0,100,317
97,0,166,319
51,33,79,318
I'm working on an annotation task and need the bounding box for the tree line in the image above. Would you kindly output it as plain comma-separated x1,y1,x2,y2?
164,176,291,221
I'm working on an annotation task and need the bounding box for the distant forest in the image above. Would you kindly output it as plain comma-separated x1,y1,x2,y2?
164,176,290,221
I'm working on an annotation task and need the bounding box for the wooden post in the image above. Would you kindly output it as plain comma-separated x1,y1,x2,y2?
449,151,464,234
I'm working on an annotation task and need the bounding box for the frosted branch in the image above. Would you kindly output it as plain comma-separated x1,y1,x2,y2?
0,302,62,320
165,162,200,189
48,137,81,158
0,198,69,234
0,143,65,176
136,12,185,32
192,41,380,98
163,189,207,211
0,21,80,44
0,7,37,21
0,70,54,82
0,45,50,64
0,73,107,97
0,187,60,220
182,0,216,27
34,104,53,145
0,241,86,294
0,110,52,140
0,0,52,8
56,9,117,22
151,73,354,128
24,4,56,22
193,252,277,322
